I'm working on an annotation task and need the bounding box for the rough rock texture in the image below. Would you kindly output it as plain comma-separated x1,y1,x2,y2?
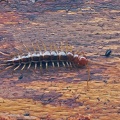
0,0,120,120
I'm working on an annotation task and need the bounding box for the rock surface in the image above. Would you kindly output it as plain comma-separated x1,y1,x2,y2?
0,0,120,119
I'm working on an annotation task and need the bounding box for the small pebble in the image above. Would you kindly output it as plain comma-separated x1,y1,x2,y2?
24,112,30,116
97,97,100,101
105,49,112,57
18,74,23,80
103,80,107,84
85,106,90,110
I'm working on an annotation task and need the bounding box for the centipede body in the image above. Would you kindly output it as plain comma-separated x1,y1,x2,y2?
2,51,88,69
0,41,90,86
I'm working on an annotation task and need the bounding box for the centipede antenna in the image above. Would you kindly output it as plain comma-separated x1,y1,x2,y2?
27,63,31,69
0,51,10,56
21,64,26,70
89,60,119,68
14,64,21,71
86,64,90,89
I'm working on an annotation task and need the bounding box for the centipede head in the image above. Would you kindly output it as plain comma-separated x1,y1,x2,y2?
74,54,88,67
78,56,88,66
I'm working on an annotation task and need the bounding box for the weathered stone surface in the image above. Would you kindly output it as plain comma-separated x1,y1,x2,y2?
0,0,120,120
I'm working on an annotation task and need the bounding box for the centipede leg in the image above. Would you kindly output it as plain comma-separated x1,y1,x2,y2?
60,42,64,51
27,63,31,69
5,65,14,70
14,64,21,71
53,43,57,51
41,41,47,51
40,62,42,69
66,62,69,67
57,62,60,67
52,62,55,67
32,43,36,52
40,62,43,74
72,62,76,68
21,64,26,70
65,40,73,53
50,43,53,51
0,58,8,61
0,64,7,67
62,61,66,67
45,62,48,69
12,64,21,75
0,65,14,74
15,47,23,55
69,62,72,67
0,51,10,56
35,63,37,70
68,62,74,70
64,40,68,52
33,63,37,74
37,41,41,51
21,41,30,53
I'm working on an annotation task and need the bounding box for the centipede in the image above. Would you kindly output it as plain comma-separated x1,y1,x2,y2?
0,40,118,87
0,41,90,83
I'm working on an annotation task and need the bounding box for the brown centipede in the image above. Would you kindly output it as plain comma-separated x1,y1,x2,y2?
0,41,118,87
0,41,90,84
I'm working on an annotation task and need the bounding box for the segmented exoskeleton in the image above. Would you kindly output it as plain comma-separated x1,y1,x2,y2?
1,41,119,88
0,41,90,85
